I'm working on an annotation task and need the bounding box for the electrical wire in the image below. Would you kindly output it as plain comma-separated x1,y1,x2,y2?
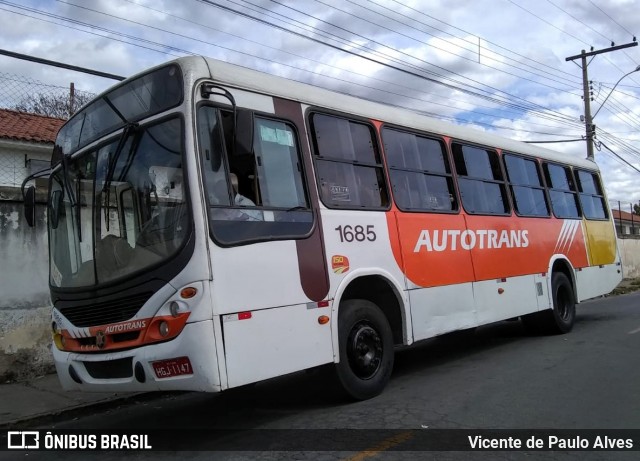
365,0,582,84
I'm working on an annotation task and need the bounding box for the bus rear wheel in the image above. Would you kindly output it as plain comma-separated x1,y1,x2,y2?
336,299,394,400
523,272,575,334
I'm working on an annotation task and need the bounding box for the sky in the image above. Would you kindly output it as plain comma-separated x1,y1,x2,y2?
1,0,639,206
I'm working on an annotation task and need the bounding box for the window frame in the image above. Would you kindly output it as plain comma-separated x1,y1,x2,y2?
502,152,550,218
308,110,391,211
381,124,458,214
542,161,583,219
451,141,511,216
575,168,609,221
196,102,315,247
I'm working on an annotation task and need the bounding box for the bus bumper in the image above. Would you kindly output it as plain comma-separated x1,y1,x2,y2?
52,319,221,393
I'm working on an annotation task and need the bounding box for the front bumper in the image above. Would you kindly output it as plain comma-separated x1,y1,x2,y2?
53,319,221,393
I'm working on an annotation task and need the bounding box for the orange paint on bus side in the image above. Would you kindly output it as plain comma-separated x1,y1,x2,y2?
372,118,606,289
387,211,589,288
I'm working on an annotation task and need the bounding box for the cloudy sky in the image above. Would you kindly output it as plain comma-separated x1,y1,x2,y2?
1,0,639,205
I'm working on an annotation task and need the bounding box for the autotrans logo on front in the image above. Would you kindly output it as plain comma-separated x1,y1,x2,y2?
413,229,530,252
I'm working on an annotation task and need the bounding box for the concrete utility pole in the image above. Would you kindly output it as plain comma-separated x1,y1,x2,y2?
565,41,638,161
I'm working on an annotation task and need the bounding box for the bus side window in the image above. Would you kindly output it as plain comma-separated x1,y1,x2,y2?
310,113,389,210
503,153,549,217
543,162,581,219
575,169,607,220
382,127,456,212
452,143,509,215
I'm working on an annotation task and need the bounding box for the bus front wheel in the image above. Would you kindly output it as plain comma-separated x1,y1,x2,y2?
336,299,394,400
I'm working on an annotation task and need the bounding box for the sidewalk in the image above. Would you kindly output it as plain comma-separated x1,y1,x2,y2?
0,374,139,429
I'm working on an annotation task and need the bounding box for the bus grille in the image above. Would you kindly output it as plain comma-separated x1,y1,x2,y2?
58,292,152,328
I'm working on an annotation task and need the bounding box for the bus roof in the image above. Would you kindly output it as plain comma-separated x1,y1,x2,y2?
186,56,597,171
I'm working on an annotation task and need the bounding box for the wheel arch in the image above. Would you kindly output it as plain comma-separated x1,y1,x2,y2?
548,255,577,305
331,269,410,362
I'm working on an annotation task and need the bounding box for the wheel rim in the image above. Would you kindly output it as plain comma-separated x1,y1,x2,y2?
347,321,383,380
556,284,571,321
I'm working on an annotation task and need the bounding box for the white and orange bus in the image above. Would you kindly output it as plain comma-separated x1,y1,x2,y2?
23,56,622,400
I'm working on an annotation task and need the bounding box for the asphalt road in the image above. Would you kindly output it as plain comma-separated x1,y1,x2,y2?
6,291,640,460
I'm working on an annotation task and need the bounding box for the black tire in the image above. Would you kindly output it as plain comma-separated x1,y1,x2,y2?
548,272,576,333
522,272,575,335
335,299,394,400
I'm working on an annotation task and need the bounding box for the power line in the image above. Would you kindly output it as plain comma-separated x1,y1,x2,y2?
6,0,635,152
4,0,576,133
362,0,583,86
324,0,581,90
200,0,578,123
0,3,188,58
587,0,635,40
505,0,590,46
545,0,614,45
598,140,640,173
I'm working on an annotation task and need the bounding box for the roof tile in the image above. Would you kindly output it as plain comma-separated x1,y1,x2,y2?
0,108,65,144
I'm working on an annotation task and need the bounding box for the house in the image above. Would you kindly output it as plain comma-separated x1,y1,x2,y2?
612,208,640,238
0,108,64,189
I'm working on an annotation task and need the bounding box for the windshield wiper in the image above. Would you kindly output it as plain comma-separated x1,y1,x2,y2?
59,151,85,242
102,123,139,231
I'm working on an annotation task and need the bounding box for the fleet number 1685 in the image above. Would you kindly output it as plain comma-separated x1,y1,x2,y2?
335,225,376,242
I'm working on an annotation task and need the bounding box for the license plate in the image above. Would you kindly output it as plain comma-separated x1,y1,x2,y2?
152,356,193,379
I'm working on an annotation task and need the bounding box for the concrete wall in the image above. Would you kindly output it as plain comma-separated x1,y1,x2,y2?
619,238,640,278
0,187,54,381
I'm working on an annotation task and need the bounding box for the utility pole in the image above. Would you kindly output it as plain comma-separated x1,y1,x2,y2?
565,41,638,161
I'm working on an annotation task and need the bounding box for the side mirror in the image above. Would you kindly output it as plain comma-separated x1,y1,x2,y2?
24,186,36,227
234,108,254,156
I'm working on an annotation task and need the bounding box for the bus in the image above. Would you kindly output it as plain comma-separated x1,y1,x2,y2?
23,56,622,400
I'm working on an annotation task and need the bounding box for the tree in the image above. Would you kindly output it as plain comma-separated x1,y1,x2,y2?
14,91,93,119
634,203,640,216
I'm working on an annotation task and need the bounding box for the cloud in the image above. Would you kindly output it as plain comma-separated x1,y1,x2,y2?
0,0,638,202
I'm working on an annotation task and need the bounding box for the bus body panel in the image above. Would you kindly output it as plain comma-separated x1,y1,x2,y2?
575,264,622,302
473,274,541,325
220,302,334,388
583,219,618,266
320,209,407,296
209,241,314,314
389,211,475,287
409,282,476,341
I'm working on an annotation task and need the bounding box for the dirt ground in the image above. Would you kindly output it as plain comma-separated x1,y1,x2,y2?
610,277,640,296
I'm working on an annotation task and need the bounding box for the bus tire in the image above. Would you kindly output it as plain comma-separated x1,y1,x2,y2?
335,299,394,400
547,272,576,333
523,272,575,334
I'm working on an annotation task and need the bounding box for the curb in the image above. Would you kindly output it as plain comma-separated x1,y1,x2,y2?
0,392,180,430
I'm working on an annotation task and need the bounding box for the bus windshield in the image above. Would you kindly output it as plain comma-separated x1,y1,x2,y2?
48,117,189,288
